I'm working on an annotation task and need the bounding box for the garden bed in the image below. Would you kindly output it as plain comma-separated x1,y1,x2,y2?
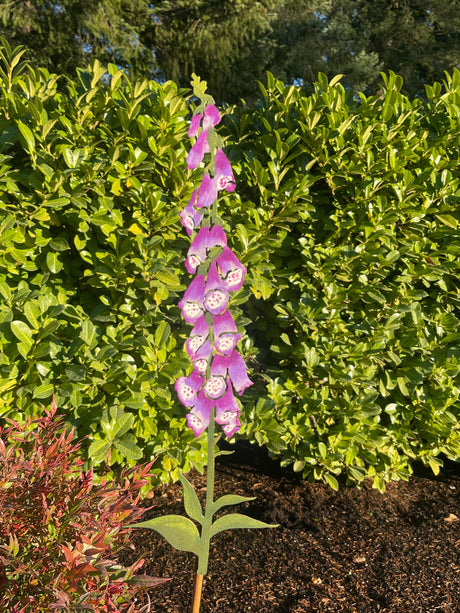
123,444,460,613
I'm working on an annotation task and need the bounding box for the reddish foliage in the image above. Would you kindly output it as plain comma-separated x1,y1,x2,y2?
0,399,169,612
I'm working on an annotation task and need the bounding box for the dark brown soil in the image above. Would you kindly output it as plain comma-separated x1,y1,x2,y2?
123,443,460,613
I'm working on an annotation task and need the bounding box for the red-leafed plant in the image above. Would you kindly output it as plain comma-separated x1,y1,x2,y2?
0,398,169,613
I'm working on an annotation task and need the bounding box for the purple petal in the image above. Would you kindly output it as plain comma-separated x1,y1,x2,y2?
175,370,204,407
210,351,252,395
190,340,213,376
178,275,205,323
217,247,247,292
215,384,240,423
213,311,241,355
214,149,235,193
187,129,210,169
188,112,203,138
221,415,241,438
204,261,229,315
186,315,210,357
203,104,221,129
180,190,202,236
186,391,214,436
209,352,229,378
196,174,218,208
186,227,210,273
208,224,227,249
203,375,227,399
227,350,253,395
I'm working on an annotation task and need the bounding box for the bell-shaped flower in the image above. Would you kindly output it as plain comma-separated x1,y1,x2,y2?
186,105,221,169
186,391,214,437
220,415,241,438
187,129,210,169
215,384,240,420
217,247,247,292
178,274,205,323
180,189,202,236
203,374,227,399
175,370,204,407
204,261,229,315
214,149,235,192
202,104,221,129
185,225,227,274
213,310,241,355
188,112,203,138
190,339,213,376
186,315,209,357
196,174,218,208
210,351,252,396
215,386,241,438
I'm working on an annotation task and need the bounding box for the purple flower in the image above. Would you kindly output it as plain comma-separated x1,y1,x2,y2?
187,129,210,169
214,149,235,192
180,189,203,236
187,106,221,169
196,174,218,208
213,311,241,355
202,105,221,129
178,274,205,323
190,340,213,376
186,391,214,437
203,374,227,399
188,112,203,138
217,247,247,291
215,385,241,438
220,415,241,438
210,351,253,396
185,225,227,274
186,315,209,357
175,370,204,407
204,261,229,315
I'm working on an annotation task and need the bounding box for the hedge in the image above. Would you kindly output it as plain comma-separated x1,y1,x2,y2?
0,38,459,489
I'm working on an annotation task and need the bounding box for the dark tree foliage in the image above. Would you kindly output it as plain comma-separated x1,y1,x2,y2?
0,0,156,79
1,0,459,102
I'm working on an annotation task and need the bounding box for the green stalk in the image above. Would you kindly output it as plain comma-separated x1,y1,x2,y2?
191,410,216,612
197,407,215,576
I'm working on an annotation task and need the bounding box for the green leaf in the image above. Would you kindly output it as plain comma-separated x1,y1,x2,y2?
17,340,32,359
324,474,339,491
212,494,256,514
210,513,277,538
130,515,201,555
435,214,458,229
32,383,54,399
155,321,171,347
17,120,35,153
80,320,96,345
114,435,143,460
111,411,134,439
88,439,111,461
46,252,63,273
24,302,40,330
11,320,33,344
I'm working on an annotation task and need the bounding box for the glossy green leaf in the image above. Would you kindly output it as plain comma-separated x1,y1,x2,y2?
11,320,33,345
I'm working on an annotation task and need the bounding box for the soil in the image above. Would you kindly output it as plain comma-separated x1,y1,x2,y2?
122,443,460,613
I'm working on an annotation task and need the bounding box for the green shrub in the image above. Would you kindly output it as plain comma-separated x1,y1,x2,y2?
223,71,460,490
0,39,206,481
0,35,459,489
